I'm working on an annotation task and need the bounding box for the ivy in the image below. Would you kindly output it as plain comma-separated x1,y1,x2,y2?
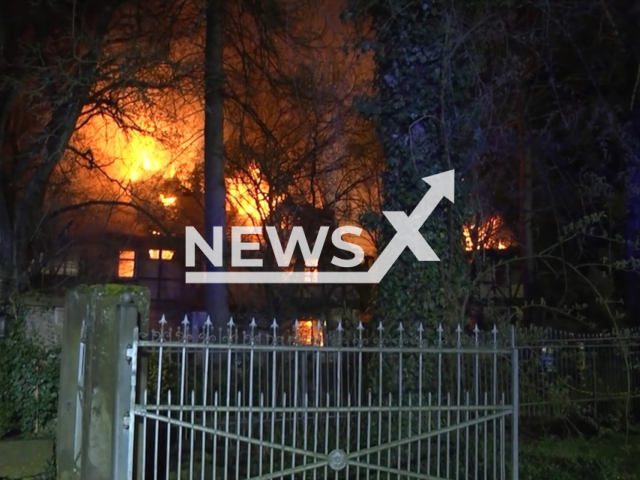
0,311,61,440
349,0,486,334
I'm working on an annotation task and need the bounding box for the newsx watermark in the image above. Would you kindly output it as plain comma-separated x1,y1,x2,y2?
185,170,455,284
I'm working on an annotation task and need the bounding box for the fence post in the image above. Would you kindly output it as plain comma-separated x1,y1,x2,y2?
511,326,519,480
111,293,141,480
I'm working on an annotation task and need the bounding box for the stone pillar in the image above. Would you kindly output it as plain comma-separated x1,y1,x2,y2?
56,286,89,480
56,285,149,480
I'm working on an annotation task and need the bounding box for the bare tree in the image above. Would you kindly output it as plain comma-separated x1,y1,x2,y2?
220,16,382,320
0,0,197,302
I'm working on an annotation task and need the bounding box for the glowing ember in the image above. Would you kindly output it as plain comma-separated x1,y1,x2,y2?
463,215,512,251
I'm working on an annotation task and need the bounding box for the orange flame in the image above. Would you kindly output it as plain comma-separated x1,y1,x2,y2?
124,139,177,184
226,166,283,225
296,319,325,346
159,194,176,206
463,215,512,251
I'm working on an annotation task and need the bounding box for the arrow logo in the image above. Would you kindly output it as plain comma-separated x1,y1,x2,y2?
186,170,455,284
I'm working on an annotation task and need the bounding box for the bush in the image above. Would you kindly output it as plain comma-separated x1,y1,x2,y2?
520,434,640,480
0,314,61,439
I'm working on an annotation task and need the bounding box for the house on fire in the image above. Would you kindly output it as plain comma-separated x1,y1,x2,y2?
34,205,523,337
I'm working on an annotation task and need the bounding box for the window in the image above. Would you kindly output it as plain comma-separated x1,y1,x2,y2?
149,249,174,260
118,250,136,278
304,258,319,283
43,258,79,276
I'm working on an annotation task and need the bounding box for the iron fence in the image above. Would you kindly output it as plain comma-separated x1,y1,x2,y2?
129,317,519,480
125,315,640,480
513,326,640,419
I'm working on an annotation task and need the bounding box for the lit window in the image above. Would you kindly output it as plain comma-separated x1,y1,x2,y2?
304,258,319,283
297,319,325,346
118,251,136,278
149,249,174,260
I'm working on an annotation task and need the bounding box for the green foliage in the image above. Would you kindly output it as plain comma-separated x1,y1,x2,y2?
520,434,640,480
348,0,640,336
349,0,485,337
0,314,60,440
146,350,179,403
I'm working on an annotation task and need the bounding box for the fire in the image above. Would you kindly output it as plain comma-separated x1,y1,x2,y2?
127,147,178,207
123,138,177,184
463,215,512,251
227,166,281,225
80,114,282,221
296,319,325,346
77,114,188,209
159,194,176,206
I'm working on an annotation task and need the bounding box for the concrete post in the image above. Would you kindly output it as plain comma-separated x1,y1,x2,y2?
56,286,89,480
56,285,149,480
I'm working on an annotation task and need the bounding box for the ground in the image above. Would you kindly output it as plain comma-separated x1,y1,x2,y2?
0,439,53,479
0,433,638,479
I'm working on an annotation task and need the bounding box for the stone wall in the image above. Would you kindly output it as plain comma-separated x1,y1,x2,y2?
22,296,65,349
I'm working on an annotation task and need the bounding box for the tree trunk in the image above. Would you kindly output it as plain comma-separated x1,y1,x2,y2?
204,0,229,329
518,128,534,325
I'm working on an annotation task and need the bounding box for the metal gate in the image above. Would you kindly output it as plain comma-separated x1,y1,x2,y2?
126,317,519,479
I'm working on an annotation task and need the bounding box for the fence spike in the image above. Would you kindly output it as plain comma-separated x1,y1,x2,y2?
181,315,190,327
249,317,257,329
398,322,404,334
357,321,364,331
492,325,499,346
204,316,212,327
337,320,344,332
377,321,384,332
271,318,279,331
227,316,235,328
159,314,167,325
417,323,424,334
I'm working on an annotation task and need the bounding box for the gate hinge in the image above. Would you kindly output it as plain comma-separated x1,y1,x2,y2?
126,346,134,362
123,413,131,429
